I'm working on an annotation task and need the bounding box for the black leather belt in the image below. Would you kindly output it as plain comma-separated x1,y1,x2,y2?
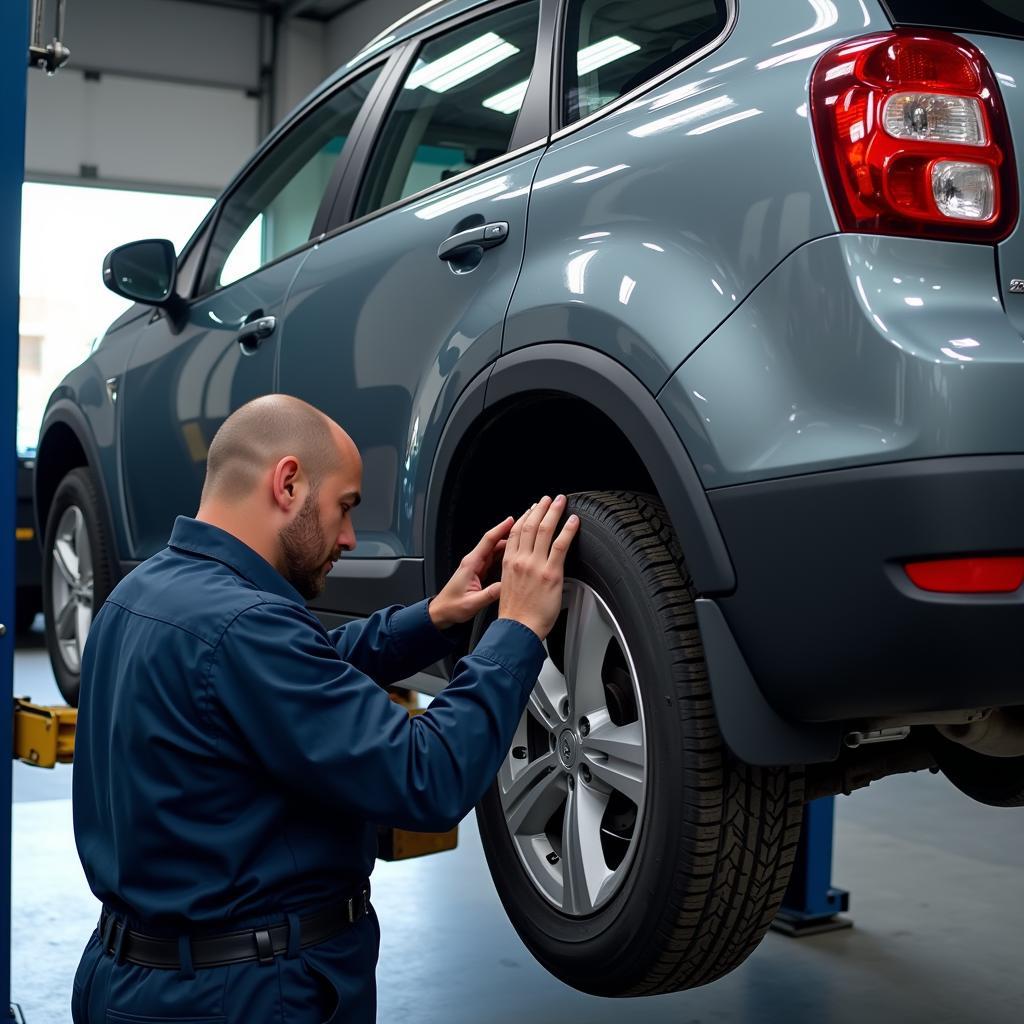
98,887,370,970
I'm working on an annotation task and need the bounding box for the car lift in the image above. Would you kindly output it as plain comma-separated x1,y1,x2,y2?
772,796,852,937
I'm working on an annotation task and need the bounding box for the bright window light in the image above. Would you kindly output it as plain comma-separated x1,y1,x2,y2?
577,36,641,76
406,33,520,93
483,78,529,114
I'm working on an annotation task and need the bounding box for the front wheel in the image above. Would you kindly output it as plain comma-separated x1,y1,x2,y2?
474,490,804,996
42,468,117,706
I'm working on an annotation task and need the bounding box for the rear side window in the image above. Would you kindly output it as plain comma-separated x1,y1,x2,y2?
355,1,541,218
881,1,1024,39
562,0,727,126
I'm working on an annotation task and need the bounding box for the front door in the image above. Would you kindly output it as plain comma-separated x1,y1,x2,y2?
119,65,383,558
280,0,544,609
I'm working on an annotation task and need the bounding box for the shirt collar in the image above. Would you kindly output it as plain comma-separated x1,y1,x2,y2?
167,516,307,606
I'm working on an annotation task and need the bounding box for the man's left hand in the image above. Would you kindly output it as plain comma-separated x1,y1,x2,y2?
428,517,514,630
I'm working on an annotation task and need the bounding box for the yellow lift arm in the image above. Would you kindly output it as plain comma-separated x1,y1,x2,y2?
11,691,457,862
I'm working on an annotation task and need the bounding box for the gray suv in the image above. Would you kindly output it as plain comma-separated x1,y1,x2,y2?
36,0,1024,996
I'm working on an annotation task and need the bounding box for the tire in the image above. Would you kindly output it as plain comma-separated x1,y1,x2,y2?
42,468,117,706
931,731,1024,808
474,490,804,996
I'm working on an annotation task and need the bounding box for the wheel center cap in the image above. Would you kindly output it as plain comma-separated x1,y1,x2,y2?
558,729,577,771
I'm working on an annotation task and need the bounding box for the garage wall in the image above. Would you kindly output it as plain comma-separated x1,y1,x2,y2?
24,0,426,197
325,0,419,68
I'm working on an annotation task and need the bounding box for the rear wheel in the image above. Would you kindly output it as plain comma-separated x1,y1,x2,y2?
42,468,116,706
474,490,804,995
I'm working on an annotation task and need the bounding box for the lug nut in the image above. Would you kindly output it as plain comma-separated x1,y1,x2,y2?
579,716,590,737
559,697,570,719
512,746,527,760
567,776,575,790
580,765,591,784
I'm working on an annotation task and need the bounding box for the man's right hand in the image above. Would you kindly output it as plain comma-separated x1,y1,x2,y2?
497,495,579,641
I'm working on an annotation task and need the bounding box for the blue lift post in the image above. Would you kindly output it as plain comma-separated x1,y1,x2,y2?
2,0,30,1017
772,796,852,937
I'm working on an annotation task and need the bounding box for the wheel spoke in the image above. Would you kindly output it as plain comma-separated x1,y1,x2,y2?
74,509,93,579
53,537,78,586
76,603,92,663
526,659,568,732
560,781,608,915
501,751,564,835
55,594,77,641
564,584,614,717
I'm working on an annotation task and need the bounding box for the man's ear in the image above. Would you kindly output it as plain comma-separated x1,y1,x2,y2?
272,456,302,511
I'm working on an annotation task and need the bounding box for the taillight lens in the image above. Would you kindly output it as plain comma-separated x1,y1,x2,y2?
810,31,1019,242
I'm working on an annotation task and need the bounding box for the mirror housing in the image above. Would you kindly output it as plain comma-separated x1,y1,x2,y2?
102,238,177,305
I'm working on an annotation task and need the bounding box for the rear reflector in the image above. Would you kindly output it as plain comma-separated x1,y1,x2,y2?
905,556,1024,594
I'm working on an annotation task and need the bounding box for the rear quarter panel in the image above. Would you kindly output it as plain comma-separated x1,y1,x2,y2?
503,0,891,390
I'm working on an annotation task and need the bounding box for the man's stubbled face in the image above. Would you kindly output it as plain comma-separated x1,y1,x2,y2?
279,488,340,600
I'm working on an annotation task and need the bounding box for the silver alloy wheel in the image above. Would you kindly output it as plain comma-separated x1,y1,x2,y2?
497,579,648,916
50,505,94,675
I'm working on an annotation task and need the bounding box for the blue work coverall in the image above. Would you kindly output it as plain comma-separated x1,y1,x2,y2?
71,516,544,1023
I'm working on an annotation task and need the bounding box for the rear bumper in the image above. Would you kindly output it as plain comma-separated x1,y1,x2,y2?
709,454,1024,723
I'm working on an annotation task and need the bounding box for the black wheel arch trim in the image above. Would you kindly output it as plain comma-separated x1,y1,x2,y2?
696,598,842,766
482,344,735,593
34,401,124,567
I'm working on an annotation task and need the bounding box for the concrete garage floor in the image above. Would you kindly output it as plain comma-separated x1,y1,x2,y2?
12,625,1024,1024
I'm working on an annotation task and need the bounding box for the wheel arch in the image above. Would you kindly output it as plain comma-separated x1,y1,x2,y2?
422,343,736,598
35,401,124,566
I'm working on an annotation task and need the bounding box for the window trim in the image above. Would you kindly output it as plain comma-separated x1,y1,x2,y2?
188,49,401,303
551,0,737,140
322,0,556,237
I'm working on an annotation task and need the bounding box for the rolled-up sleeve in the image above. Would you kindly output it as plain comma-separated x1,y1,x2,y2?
214,600,545,831
325,598,456,685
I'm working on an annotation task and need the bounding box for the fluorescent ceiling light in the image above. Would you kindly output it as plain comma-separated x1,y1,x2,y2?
483,79,529,114
406,32,519,93
577,36,640,75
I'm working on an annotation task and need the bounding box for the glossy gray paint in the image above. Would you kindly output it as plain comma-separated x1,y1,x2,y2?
973,33,1024,338
501,0,890,391
280,152,542,559
120,249,312,558
663,234,1024,487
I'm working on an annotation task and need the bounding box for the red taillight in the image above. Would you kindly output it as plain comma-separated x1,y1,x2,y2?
810,31,1019,242
905,556,1024,594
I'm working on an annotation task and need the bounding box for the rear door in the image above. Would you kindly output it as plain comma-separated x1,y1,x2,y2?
881,1,1024,335
280,0,551,612
118,63,386,558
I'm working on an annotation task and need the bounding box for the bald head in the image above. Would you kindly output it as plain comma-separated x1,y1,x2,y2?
201,394,351,504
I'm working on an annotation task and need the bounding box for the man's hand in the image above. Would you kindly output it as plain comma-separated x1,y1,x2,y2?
428,517,515,630
498,495,579,641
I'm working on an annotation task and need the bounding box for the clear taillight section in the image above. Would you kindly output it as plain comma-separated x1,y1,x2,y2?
810,30,1019,242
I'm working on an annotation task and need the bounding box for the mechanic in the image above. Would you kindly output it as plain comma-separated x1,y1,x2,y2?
70,393,578,1023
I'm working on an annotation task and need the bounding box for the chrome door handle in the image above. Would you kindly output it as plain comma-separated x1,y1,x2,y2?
236,315,276,354
437,221,509,262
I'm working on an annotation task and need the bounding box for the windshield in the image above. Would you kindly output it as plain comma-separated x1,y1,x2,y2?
882,1,1024,38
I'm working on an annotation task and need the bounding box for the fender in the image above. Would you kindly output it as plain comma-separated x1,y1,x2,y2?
423,343,735,596
35,399,127,568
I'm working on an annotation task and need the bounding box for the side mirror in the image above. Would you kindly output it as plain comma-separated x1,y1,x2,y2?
102,239,177,305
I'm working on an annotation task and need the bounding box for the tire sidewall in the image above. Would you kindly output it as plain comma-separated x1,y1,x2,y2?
475,496,702,988
42,468,116,706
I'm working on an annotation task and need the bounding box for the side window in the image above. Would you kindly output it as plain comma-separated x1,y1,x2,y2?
355,1,541,219
199,66,381,293
563,0,727,126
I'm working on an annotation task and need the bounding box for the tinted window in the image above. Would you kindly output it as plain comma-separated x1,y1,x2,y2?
200,67,381,293
355,1,541,218
882,1,1024,38
563,0,727,125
